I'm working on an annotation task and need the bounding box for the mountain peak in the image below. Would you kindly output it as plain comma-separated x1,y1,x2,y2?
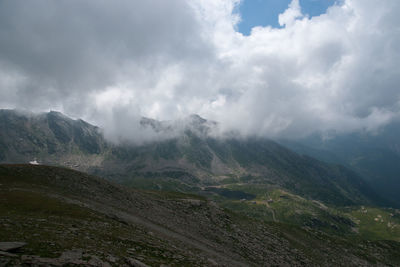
47,110,72,120
187,114,207,124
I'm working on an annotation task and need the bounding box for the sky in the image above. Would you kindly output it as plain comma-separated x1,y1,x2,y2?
0,0,400,143
237,0,337,34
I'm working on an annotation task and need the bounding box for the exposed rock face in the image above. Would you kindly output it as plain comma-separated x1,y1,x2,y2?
0,109,108,173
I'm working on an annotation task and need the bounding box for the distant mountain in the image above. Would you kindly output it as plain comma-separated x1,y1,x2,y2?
0,109,386,208
1,164,400,266
279,123,400,207
0,109,107,170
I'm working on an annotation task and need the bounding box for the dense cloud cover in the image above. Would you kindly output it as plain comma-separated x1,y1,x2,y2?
0,0,399,142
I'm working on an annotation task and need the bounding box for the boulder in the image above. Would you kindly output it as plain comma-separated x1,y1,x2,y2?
0,242,26,252
125,257,149,267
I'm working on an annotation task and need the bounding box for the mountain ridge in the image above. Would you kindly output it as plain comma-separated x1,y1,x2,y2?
0,109,387,207
279,124,400,207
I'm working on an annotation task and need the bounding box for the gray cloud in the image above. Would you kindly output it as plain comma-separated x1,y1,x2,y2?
0,0,213,111
0,0,400,142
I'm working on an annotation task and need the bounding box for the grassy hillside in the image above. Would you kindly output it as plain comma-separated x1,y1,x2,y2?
202,181,400,242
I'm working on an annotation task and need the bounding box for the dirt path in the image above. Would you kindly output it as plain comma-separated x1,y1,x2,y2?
265,202,277,222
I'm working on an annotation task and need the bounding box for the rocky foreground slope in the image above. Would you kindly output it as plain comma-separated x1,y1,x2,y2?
1,164,400,266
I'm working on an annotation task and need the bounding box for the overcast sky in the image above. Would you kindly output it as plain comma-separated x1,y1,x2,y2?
0,0,399,141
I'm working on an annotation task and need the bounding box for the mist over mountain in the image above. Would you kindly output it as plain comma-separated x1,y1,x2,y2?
279,121,400,207
1,0,400,140
0,109,388,207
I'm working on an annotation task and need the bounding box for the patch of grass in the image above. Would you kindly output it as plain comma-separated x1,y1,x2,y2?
220,200,275,221
218,182,400,242
224,183,276,197
214,186,357,235
351,207,400,241
0,190,93,219
204,187,256,200
146,189,206,201
123,176,198,193
220,177,239,184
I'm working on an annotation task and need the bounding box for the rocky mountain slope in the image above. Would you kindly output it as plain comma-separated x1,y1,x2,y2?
1,164,400,266
0,109,385,208
279,123,400,207
0,109,108,173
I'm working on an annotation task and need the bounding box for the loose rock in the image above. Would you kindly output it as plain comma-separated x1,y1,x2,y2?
0,242,26,252
125,257,149,267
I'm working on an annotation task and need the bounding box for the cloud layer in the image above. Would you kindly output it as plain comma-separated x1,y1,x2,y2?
0,0,399,141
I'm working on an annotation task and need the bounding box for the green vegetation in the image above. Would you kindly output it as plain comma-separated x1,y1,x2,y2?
204,187,256,200
205,182,400,242
123,176,199,193
350,207,400,241
0,190,93,219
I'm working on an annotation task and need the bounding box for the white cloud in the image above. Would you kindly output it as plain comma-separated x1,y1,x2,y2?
279,0,303,27
0,0,400,141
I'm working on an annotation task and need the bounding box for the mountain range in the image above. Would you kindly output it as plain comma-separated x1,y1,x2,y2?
279,123,400,207
1,109,400,265
0,109,384,207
